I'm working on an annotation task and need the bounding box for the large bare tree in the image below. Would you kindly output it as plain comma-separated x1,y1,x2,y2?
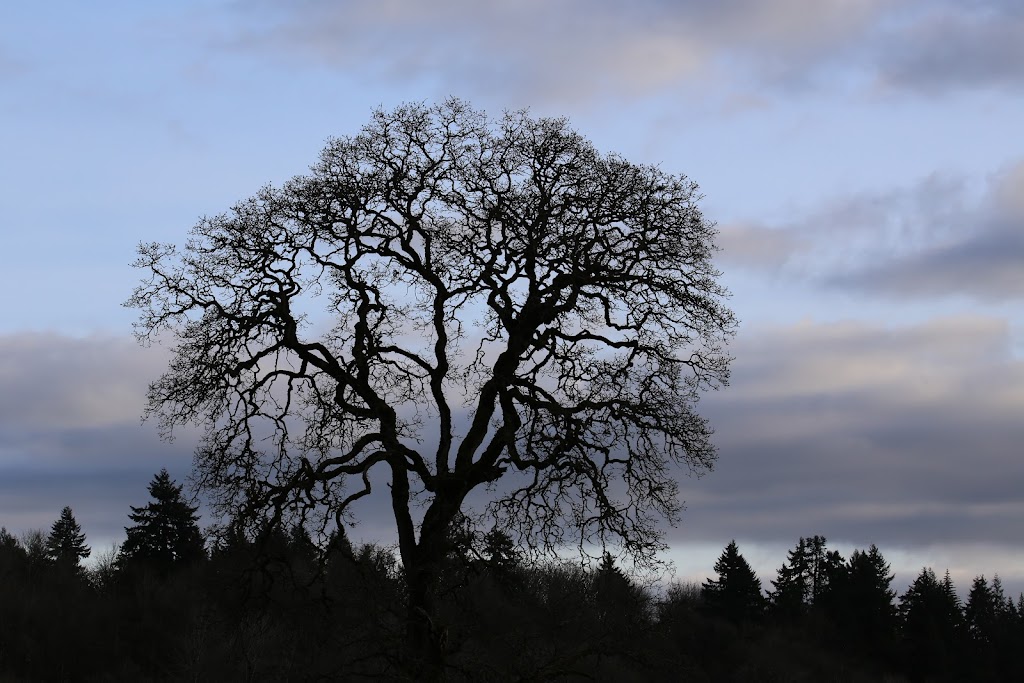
129,99,734,675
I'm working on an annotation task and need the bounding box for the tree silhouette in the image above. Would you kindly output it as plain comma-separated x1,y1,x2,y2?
770,535,842,618
899,567,964,679
966,575,1000,646
702,540,765,623
119,469,205,573
46,506,90,571
830,545,896,659
128,99,734,676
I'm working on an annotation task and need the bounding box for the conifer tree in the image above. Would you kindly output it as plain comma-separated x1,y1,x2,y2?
702,540,765,623
899,567,964,679
593,552,643,627
46,506,90,570
770,535,842,617
770,537,809,617
482,528,520,573
965,575,998,645
119,468,205,573
834,545,896,656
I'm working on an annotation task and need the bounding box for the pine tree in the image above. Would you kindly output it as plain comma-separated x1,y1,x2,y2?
702,540,765,623
119,468,205,573
46,506,90,571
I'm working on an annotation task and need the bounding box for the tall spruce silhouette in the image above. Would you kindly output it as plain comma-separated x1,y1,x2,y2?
702,540,765,623
45,506,90,570
119,469,204,573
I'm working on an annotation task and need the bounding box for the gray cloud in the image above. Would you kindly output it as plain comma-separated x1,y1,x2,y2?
223,0,889,104
718,162,1024,301
674,315,1024,550
828,163,1024,300
872,0,1024,93
217,0,1024,103
4,312,1023,570
0,334,196,542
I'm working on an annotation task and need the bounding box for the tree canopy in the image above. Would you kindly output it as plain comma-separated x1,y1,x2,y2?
129,99,734,675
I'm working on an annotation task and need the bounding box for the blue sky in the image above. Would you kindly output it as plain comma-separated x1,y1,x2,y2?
2,0,1023,595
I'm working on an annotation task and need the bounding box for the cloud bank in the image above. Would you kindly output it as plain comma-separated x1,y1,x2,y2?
717,160,1024,301
681,315,1024,549
223,0,1023,103
3,313,1021,561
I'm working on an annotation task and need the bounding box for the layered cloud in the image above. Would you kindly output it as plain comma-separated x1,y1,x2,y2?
0,334,196,541
3,311,1022,560
717,160,1024,301
873,0,1024,93
223,0,1023,102
678,314,1024,549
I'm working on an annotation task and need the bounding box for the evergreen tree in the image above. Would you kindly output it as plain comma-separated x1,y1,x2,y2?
899,567,964,680
965,575,999,645
45,506,91,570
481,528,520,574
770,537,809,617
702,540,765,623
835,545,896,657
119,469,205,573
593,552,645,627
770,535,842,617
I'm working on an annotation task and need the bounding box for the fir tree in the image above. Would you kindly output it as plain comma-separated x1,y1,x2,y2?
45,506,90,570
119,469,205,573
702,540,765,623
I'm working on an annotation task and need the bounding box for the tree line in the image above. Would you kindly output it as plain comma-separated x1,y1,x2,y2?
1,470,1020,681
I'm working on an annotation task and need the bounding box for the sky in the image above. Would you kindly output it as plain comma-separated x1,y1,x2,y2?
1,0,1022,597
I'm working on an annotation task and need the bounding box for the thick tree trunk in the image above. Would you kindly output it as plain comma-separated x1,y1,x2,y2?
395,480,465,680
405,566,445,682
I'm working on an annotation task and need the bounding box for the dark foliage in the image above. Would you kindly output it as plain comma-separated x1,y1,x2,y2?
5,499,1024,682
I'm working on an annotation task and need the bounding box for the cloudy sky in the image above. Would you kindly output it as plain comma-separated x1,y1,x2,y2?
2,0,1022,596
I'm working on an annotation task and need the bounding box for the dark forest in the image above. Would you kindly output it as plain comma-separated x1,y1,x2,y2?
1,477,1021,682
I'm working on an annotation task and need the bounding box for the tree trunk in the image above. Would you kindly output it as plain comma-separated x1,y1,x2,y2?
404,561,446,682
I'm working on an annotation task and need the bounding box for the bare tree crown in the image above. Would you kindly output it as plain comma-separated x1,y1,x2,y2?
128,99,734,567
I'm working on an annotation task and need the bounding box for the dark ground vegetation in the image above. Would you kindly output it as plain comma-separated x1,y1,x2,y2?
2,484,1021,682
